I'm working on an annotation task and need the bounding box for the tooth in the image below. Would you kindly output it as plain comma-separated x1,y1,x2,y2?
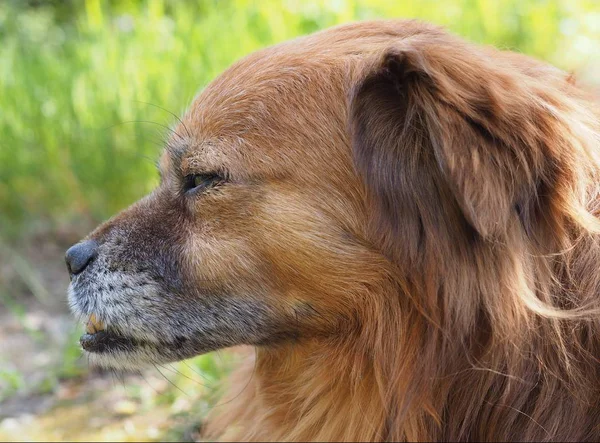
86,314,105,334
85,321,96,334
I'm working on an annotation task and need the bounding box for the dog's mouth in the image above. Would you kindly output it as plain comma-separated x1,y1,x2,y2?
80,314,137,353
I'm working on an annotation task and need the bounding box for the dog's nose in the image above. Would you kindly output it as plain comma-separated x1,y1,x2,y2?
65,240,98,275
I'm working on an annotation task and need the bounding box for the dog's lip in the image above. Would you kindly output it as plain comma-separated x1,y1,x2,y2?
80,330,137,353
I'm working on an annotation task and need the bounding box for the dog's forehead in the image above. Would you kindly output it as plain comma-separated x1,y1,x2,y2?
162,20,439,177
164,56,342,177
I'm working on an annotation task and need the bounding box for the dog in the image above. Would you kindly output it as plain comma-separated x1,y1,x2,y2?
66,20,600,441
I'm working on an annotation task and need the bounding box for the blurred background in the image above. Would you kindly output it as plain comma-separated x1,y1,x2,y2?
0,0,598,440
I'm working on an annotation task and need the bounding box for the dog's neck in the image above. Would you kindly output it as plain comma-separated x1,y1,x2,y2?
205,278,485,441
206,285,445,442
209,340,393,441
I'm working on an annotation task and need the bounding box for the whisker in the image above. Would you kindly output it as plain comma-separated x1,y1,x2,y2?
115,369,127,391
210,348,258,410
133,100,192,138
100,120,185,141
159,363,215,391
139,371,161,397
109,368,117,389
154,363,190,397
182,360,212,382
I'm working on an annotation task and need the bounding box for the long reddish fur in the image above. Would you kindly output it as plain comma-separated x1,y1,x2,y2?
193,20,600,441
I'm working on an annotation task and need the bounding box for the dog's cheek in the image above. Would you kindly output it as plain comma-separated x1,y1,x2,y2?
179,185,370,339
250,191,373,330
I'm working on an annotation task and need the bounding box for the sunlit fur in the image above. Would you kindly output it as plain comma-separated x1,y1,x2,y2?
201,21,600,441
70,20,600,441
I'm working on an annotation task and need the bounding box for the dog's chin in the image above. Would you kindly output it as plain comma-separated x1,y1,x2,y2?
78,323,221,371
81,331,214,371
68,279,280,370
84,346,165,371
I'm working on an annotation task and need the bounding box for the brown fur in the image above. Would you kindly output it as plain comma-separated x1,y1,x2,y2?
68,20,600,441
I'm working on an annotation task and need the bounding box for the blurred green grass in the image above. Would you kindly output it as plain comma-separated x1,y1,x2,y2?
0,0,598,439
0,0,598,236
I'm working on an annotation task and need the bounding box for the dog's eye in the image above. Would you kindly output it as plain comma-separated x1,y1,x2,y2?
183,173,223,193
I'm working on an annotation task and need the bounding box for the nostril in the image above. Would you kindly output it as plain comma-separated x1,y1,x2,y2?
65,240,98,275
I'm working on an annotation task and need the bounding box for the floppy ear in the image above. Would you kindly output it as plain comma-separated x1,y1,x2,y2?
349,35,546,262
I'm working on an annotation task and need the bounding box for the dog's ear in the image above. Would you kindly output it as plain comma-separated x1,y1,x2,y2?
349,35,545,262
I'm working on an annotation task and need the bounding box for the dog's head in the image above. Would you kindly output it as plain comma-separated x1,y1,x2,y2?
66,20,598,370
